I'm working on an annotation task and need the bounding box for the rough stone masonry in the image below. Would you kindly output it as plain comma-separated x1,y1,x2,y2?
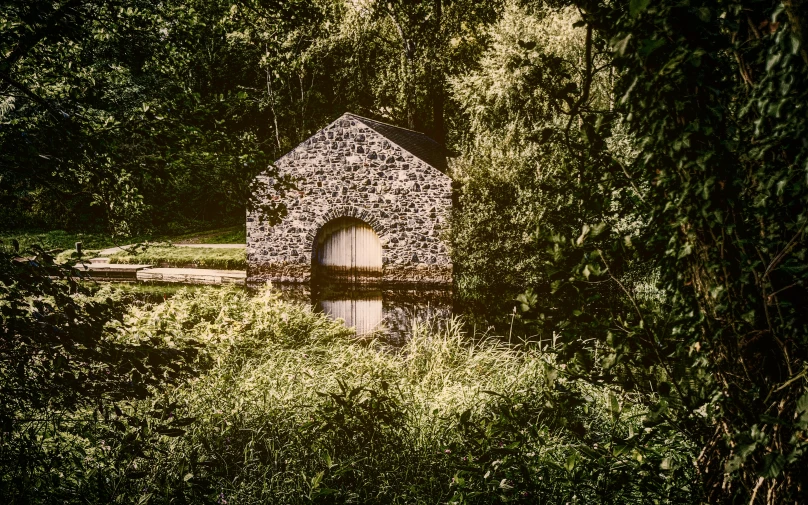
247,112,453,285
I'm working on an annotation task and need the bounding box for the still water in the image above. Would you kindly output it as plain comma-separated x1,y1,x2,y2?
114,281,528,343
272,282,455,343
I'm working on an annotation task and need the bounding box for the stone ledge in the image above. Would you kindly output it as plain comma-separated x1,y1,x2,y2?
137,268,245,285
247,262,452,286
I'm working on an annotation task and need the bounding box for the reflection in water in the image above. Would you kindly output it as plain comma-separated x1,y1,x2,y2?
317,290,384,336
270,283,453,342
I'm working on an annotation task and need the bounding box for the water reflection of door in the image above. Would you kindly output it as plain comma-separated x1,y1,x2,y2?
317,290,383,335
314,217,382,283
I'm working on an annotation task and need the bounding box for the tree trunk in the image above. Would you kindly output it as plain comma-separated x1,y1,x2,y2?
431,0,445,145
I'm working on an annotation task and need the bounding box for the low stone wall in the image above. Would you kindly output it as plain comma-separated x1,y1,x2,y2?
247,263,313,284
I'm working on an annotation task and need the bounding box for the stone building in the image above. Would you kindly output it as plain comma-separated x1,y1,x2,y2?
247,112,453,285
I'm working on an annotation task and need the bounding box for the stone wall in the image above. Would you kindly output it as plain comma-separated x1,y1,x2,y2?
247,113,453,285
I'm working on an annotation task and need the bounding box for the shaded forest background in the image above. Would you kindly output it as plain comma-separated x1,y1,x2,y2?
1,0,499,235
2,0,808,503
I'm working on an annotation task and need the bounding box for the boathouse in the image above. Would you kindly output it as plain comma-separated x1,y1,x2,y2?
247,112,453,285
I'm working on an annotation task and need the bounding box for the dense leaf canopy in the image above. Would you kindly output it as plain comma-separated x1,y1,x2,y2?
2,0,808,503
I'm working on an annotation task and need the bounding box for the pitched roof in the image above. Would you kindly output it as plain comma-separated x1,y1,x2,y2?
344,113,450,172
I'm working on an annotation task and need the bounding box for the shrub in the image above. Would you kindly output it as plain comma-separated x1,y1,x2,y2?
114,286,694,503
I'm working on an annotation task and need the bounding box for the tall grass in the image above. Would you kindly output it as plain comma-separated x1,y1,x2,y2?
110,286,694,504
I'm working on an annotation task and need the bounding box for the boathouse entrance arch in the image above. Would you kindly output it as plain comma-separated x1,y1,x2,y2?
311,215,383,283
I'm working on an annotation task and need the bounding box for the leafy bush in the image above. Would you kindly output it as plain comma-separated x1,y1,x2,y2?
450,0,808,502
0,248,200,502
449,0,808,500
110,286,694,503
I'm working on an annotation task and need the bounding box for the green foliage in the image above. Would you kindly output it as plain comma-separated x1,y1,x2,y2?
4,0,808,502
451,2,617,299
0,0,296,234
448,0,808,501
0,0,497,235
0,247,201,502
449,0,808,501
87,286,692,503
0,229,134,252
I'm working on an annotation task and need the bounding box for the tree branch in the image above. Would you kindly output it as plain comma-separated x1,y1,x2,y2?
0,70,65,122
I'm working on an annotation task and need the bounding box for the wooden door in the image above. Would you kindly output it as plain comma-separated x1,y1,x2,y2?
315,217,382,283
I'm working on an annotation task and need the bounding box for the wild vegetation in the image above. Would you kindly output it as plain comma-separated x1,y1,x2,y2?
0,270,695,503
1,226,245,257
2,0,808,503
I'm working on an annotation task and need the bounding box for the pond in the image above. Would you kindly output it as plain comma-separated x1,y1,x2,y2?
107,280,535,344
270,282,455,343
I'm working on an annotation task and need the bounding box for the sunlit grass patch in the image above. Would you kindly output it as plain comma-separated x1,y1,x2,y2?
107,245,246,270
169,225,246,244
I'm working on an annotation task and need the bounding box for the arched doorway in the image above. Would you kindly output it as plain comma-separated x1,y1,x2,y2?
312,216,383,284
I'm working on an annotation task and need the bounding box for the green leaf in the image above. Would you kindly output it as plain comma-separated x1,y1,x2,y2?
565,453,578,472
612,34,632,56
761,453,785,478
459,409,471,424
766,54,782,72
630,0,650,17
638,39,664,59
609,392,622,420
796,391,808,415
155,427,186,437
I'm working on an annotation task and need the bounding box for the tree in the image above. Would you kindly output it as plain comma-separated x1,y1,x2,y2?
508,0,808,501
0,0,299,234
452,0,808,500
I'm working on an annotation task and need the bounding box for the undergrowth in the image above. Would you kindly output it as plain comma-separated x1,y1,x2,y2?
105,286,695,504
0,230,139,252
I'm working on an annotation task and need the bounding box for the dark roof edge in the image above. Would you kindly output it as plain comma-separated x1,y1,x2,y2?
274,112,453,175
343,113,452,171
344,113,445,144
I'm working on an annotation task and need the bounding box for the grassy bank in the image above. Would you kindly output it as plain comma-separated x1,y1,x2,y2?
169,225,245,244
1,225,245,254
107,245,246,270
0,229,141,252
103,286,695,504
